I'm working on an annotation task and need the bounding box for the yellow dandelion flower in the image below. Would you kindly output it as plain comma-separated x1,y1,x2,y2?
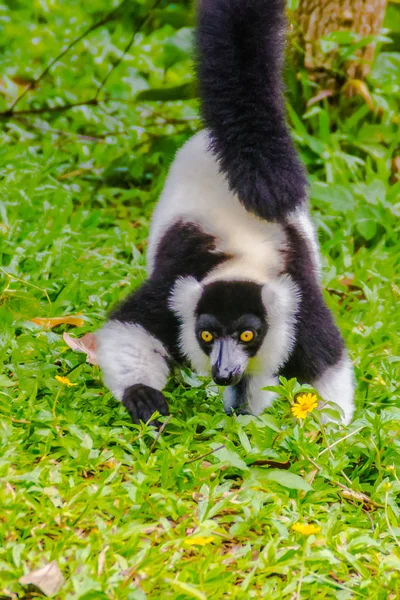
291,393,318,419
183,536,215,547
292,522,321,535
55,375,77,387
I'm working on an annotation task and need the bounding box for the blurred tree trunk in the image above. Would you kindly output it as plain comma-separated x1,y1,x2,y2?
294,0,388,86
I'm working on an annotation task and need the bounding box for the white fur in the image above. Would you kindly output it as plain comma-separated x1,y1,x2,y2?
168,276,210,374
288,208,322,275
223,375,278,416
97,321,170,401
313,353,355,425
147,130,287,285
247,375,279,416
223,386,239,413
259,275,301,376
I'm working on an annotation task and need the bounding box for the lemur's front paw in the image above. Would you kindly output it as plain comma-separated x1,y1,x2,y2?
122,384,169,426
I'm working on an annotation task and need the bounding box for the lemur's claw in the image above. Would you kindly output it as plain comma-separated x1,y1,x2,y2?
122,384,169,427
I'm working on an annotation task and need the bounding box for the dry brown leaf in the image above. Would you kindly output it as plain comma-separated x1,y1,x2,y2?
340,488,378,511
19,561,65,596
58,168,91,180
345,79,374,110
97,545,109,577
307,89,334,107
249,459,291,469
12,75,35,86
339,276,355,288
63,332,98,365
31,314,84,329
392,156,400,179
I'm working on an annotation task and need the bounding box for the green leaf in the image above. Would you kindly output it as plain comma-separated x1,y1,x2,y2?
370,52,400,89
264,470,313,492
78,593,110,600
164,579,207,600
136,82,197,102
356,218,377,241
311,182,355,213
164,27,193,70
0,374,16,387
210,444,248,470
257,413,281,433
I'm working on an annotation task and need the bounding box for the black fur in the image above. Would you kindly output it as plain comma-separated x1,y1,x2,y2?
196,280,265,323
225,376,251,414
122,384,168,425
280,225,344,382
111,280,181,360
110,221,228,361
195,281,268,357
197,0,307,222
152,220,229,281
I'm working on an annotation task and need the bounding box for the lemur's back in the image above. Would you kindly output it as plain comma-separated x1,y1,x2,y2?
147,131,288,285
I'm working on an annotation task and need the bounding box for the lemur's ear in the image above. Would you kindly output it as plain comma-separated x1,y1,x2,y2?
169,276,203,320
261,274,300,322
169,277,209,375
259,275,301,374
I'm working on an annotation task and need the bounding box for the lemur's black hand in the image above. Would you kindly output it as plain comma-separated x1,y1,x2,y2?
122,384,169,426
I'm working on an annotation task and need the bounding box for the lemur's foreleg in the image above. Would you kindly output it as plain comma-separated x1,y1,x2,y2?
97,320,170,425
282,222,355,425
224,375,279,416
313,354,354,424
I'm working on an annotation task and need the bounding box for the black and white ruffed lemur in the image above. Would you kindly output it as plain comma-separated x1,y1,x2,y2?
97,0,355,425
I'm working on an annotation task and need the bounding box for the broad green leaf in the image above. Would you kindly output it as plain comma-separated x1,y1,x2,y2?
164,578,207,600
136,82,197,102
0,375,16,387
210,444,248,470
264,470,313,492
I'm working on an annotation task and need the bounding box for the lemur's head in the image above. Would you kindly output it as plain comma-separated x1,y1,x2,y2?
195,281,267,385
170,276,300,386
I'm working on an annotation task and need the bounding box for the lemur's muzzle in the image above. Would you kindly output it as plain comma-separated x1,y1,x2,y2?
211,338,248,387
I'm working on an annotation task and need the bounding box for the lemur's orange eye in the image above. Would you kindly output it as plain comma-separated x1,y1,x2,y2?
240,331,254,343
201,331,214,343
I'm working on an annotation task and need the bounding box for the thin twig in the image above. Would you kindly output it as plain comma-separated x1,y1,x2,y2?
296,543,307,600
307,455,383,509
384,491,400,548
0,266,52,306
0,99,99,117
318,425,366,457
185,444,226,465
0,0,163,120
94,0,164,101
13,117,106,142
315,414,334,459
249,459,291,469
310,574,368,598
149,415,172,454
6,0,130,115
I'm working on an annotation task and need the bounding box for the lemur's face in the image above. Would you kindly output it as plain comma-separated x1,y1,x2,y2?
195,281,267,386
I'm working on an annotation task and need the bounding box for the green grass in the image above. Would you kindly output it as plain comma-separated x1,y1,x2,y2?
1,1,400,598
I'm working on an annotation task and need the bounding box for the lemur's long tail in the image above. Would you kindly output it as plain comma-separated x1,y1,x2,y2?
196,0,307,222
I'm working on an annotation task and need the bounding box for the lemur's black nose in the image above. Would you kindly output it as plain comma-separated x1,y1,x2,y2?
212,364,235,386
213,374,234,386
